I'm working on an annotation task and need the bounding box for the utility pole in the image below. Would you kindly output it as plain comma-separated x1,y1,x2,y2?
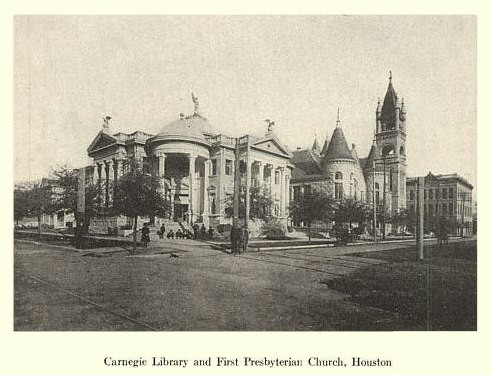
233,138,241,228
417,177,424,260
382,155,387,240
372,161,377,242
76,167,86,249
244,136,250,229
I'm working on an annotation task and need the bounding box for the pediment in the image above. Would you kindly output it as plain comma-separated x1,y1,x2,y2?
252,136,292,158
87,131,119,154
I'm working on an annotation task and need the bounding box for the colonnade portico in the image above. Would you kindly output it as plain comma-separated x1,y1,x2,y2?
93,158,125,207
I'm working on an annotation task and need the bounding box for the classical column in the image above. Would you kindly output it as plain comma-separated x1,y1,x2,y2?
279,167,285,217
285,174,291,218
188,154,196,224
92,163,98,186
258,162,264,187
106,160,114,207
100,161,107,207
202,160,211,225
157,153,166,177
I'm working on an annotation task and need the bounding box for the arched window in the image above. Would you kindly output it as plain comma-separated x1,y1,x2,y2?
335,172,343,180
375,182,380,204
389,168,393,191
400,146,405,156
353,179,358,200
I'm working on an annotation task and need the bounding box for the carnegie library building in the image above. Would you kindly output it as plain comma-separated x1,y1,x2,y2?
85,94,293,232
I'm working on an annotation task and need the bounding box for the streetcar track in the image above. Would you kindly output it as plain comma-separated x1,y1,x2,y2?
240,255,345,276
257,252,360,270
17,269,159,331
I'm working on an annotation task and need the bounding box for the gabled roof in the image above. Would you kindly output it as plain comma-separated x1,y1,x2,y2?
87,130,121,155
291,149,323,179
322,127,354,162
251,133,293,158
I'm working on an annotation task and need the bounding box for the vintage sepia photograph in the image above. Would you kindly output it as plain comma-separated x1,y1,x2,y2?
13,15,476,331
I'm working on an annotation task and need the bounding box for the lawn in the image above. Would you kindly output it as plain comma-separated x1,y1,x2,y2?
323,240,477,330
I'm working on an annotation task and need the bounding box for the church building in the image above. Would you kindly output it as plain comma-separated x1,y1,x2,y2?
290,74,408,227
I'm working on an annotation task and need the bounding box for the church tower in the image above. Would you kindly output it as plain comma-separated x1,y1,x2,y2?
373,72,407,213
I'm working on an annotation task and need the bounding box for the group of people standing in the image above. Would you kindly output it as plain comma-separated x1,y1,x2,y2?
230,226,249,255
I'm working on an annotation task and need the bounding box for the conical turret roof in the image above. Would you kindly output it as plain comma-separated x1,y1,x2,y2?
364,139,378,169
320,135,330,155
323,127,354,162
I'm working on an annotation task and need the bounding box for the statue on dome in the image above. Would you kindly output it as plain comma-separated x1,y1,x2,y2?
191,92,200,115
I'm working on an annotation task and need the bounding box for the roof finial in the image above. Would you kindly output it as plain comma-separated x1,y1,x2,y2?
336,107,341,127
389,70,393,83
191,92,199,115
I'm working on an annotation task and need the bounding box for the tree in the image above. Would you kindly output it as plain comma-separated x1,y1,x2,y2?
391,208,415,238
51,165,78,214
112,161,171,251
25,184,56,239
14,189,29,226
289,187,336,227
224,186,274,221
334,199,371,230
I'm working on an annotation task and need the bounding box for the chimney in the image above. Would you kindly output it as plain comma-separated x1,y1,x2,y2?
179,113,185,119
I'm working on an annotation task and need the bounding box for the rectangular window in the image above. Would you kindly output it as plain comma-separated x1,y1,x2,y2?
293,186,301,200
225,160,232,176
449,188,453,199
449,203,454,215
442,204,447,215
442,188,447,199
424,190,428,200
410,190,415,200
304,185,312,195
275,171,280,184
429,189,433,199
211,159,217,176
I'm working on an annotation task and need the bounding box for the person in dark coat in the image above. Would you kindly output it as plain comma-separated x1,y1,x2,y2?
141,223,150,248
241,226,249,254
192,223,199,239
158,223,166,239
176,228,183,239
200,224,207,239
208,226,215,239
167,230,174,239
230,226,242,255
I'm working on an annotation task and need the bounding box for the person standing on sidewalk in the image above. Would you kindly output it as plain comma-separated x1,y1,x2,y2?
141,223,150,248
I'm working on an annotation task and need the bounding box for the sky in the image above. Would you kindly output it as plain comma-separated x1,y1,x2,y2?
14,15,476,191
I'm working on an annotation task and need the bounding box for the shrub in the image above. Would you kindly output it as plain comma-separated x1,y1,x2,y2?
261,219,286,239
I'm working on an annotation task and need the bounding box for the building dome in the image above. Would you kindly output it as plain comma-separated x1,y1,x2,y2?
149,114,217,146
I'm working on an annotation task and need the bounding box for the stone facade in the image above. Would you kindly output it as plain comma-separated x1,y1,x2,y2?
85,96,293,230
406,173,474,236
291,75,408,225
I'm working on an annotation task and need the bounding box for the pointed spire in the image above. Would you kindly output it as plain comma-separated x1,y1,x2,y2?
311,130,321,154
321,133,330,155
389,70,392,83
336,107,341,127
376,97,381,113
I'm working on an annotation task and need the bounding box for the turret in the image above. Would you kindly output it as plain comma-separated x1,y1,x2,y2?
376,98,381,133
